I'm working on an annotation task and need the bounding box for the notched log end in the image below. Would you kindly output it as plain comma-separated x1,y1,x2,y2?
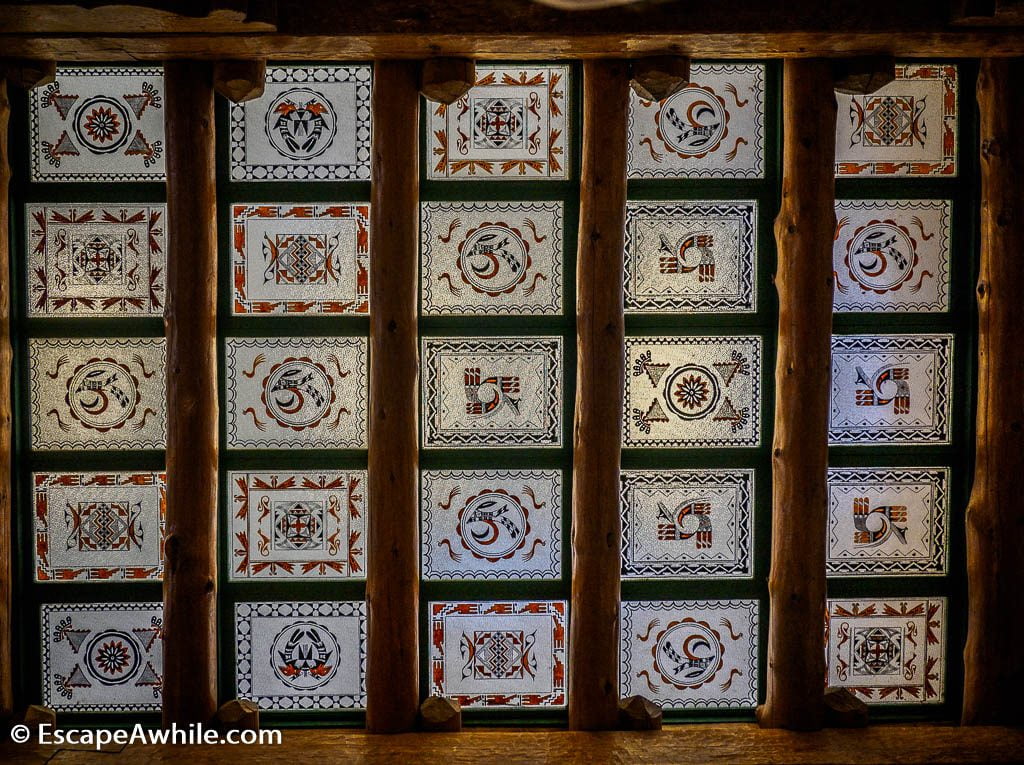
421,58,476,105
619,695,662,730
630,56,691,102
213,699,259,732
213,58,267,103
824,688,869,728
419,695,462,732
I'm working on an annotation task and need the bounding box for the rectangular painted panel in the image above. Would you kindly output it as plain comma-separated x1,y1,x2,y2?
836,63,957,177
624,336,762,448
29,337,166,450
427,65,570,180
826,598,946,704
420,201,563,316
231,203,369,315
235,601,366,710
26,204,166,317
429,600,566,708
42,601,163,711
31,66,165,181
34,471,165,582
421,470,561,580
827,468,949,577
421,336,563,448
230,65,371,181
620,469,754,579
829,334,953,445
229,470,366,580
624,200,757,313
833,200,951,313
225,337,368,449
628,63,765,179
620,600,759,709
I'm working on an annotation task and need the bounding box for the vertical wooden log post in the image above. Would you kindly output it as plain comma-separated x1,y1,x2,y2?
963,57,1024,727
162,60,219,726
569,59,628,732
758,59,836,731
0,76,13,722
366,60,420,734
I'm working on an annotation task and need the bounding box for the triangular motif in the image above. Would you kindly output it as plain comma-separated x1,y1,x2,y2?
712,396,741,425
51,130,80,157
713,359,742,387
643,361,670,387
124,130,154,159
66,664,91,688
123,94,149,118
645,398,669,423
64,628,91,653
133,626,161,651
52,94,80,121
135,661,160,687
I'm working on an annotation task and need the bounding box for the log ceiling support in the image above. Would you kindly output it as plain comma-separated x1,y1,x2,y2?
0,75,11,723
366,59,421,735
629,56,690,101
162,59,219,726
569,58,628,732
963,56,1024,727
757,58,836,732
420,58,475,105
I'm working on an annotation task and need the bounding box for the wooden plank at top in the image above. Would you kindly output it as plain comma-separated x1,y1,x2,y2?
3,32,1024,61
365,59,420,735
161,59,219,726
569,58,628,732
963,57,1024,727
757,58,836,731
0,77,12,722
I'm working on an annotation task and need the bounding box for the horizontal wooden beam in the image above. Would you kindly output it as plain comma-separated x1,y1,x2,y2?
0,76,12,723
2,31,1024,60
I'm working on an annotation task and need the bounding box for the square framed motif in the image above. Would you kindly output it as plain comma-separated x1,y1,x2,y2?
829,334,953,445
620,600,759,709
833,200,951,313
429,600,567,708
826,598,946,704
30,66,165,182
235,601,366,710
427,65,570,180
229,470,366,580
34,471,166,582
836,63,958,177
229,65,372,181
231,203,369,315
421,470,561,580
620,469,754,579
624,335,762,448
421,336,563,448
224,337,368,449
420,201,563,316
624,200,757,313
26,204,166,317
29,337,166,451
827,468,949,577
42,601,163,712
628,63,765,179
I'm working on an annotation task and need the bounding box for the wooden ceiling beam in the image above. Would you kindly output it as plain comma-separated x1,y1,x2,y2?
420,58,475,105
630,56,690,101
2,31,1024,60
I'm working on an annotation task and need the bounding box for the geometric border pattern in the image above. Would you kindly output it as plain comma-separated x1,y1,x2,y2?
429,600,567,708
624,200,757,313
234,600,367,711
620,599,759,709
41,601,163,712
620,469,754,579
229,65,372,181
829,334,953,445
827,467,950,577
